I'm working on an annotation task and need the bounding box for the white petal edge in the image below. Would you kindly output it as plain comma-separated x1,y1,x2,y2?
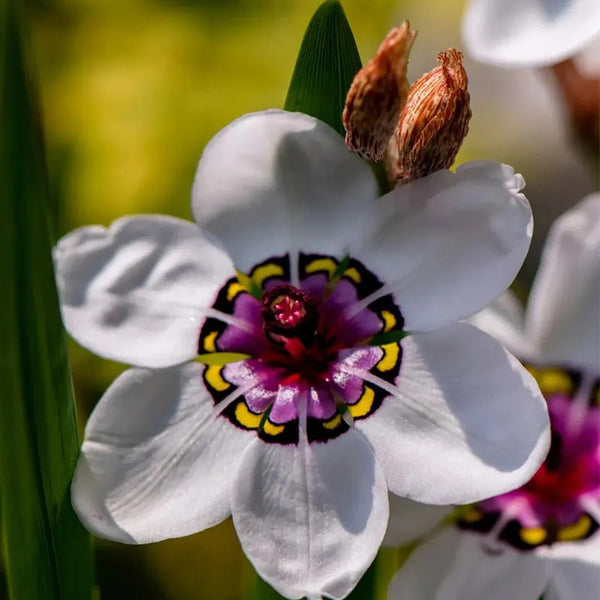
54,215,234,368
356,322,550,505
545,535,600,600
383,495,452,547
389,528,551,600
72,363,252,543
462,0,600,67
526,194,600,373
350,161,532,332
468,291,535,360
230,428,388,600
192,110,379,274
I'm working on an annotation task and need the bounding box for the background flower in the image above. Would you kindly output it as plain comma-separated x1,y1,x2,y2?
389,194,600,600
461,0,600,68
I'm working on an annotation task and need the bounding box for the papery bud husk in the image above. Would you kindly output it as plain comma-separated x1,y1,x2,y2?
343,22,417,162
550,59,600,166
387,48,471,184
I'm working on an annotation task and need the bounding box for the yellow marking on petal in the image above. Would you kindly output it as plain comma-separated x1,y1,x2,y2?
236,269,253,289
262,420,285,436
349,386,375,418
204,365,230,392
381,310,396,332
558,515,592,542
520,527,547,546
537,369,573,396
236,269,261,299
344,267,361,284
234,401,262,429
227,281,245,301
202,331,218,353
323,414,342,430
462,507,484,523
377,343,400,372
305,258,338,277
196,352,250,365
252,263,284,288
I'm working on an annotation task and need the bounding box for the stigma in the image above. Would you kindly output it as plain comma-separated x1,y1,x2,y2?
261,285,318,346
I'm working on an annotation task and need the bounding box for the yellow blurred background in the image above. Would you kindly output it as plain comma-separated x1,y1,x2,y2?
5,0,595,597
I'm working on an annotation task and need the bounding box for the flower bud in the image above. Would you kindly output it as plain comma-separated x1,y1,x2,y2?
343,22,417,162
387,48,471,184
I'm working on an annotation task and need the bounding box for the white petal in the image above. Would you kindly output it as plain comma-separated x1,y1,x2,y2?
462,0,600,67
54,215,234,368
389,529,550,600
526,194,600,373
351,162,532,331
357,322,550,505
546,536,600,600
468,291,535,360
192,110,378,273
231,429,388,600
383,495,452,546
72,363,252,543
388,528,459,600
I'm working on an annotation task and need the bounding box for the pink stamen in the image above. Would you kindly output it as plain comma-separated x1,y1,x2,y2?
272,296,306,327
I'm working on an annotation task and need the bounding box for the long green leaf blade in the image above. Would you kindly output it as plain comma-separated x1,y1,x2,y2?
284,0,362,135
0,3,93,599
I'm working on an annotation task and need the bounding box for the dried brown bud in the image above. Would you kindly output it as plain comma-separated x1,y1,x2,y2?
387,48,471,185
343,22,417,162
550,59,600,164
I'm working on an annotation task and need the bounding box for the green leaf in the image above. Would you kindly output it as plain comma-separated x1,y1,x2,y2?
195,352,251,365
246,575,288,600
369,330,408,346
0,3,93,600
284,0,362,135
243,558,287,600
346,556,378,600
347,548,401,600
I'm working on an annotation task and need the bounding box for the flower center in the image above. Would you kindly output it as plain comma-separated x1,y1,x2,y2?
198,253,404,445
259,284,342,386
522,433,590,505
261,285,318,347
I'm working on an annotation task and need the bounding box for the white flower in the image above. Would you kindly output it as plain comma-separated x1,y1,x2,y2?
389,194,600,600
461,0,600,67
54,110,550,600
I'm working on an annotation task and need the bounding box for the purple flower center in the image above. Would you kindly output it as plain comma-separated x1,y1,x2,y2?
198,253,404,444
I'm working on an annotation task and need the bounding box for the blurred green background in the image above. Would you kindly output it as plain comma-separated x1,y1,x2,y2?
2,0,596,598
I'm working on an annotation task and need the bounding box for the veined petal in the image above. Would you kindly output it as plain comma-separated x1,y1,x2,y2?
462,0,600,67
54,215,234,368
72,363,252,543
468,291,534,360
351,161,532,332
192,110,379,274
546,536,600,600
357,322,550,505
383,495,452,546
231,429,388,600
526,194,600,373
389,528,550,600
